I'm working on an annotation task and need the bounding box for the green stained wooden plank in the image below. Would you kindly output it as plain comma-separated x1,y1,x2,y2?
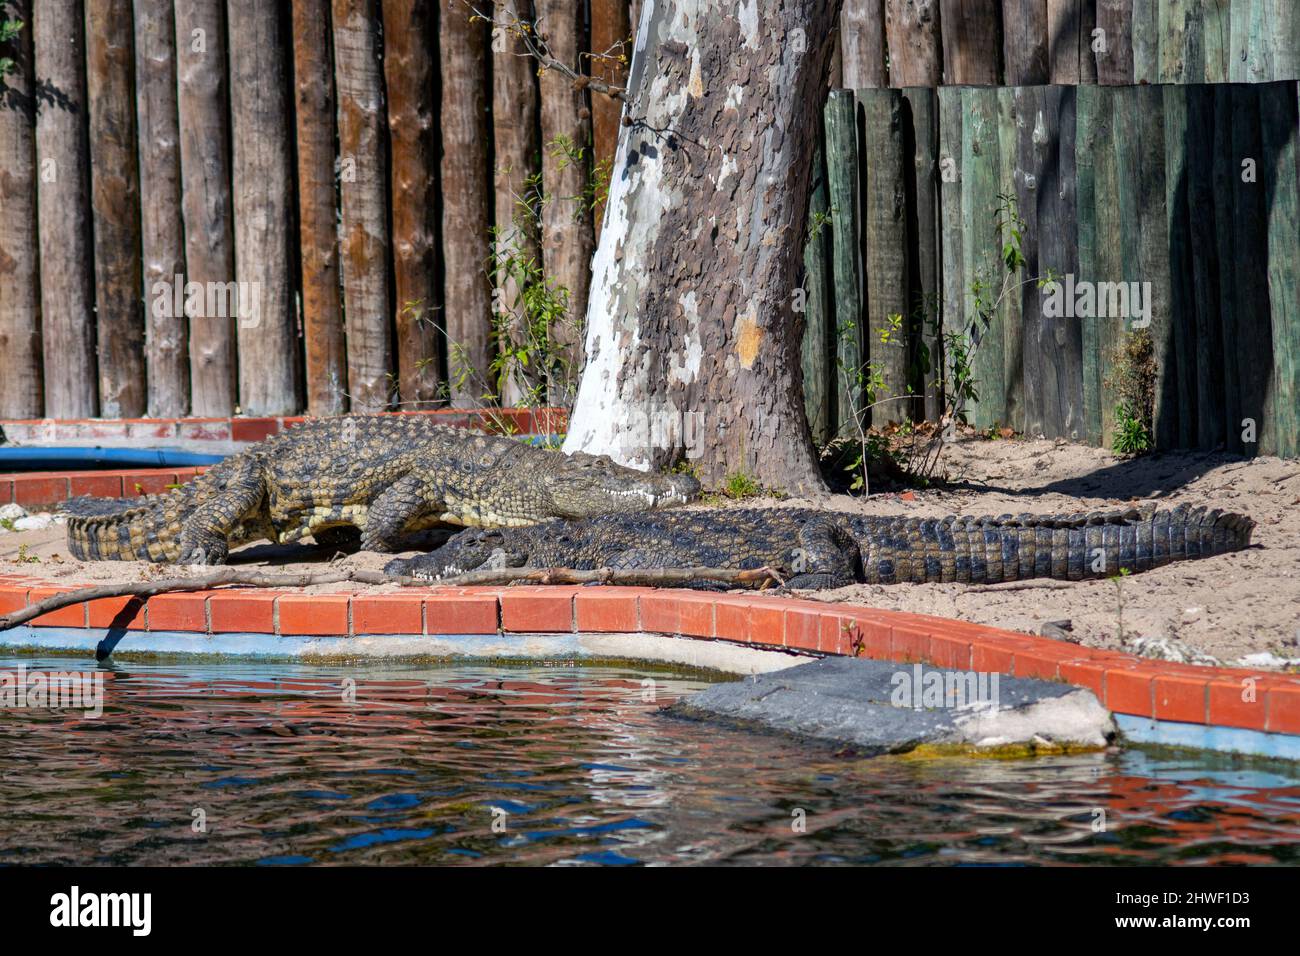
996,87,1023,434
959,86,1005,431
1201,0,1232,82
1184,84,1226,450
1260,81,1300,458
1229,84,1272,455
901,87,942,423
1130,0,1159,83
1076,83,1104,445
1263,0,1299,81
1163,84,1198,448
1211,84,1243,452
801,140,834,447
1092,86,1124,447
937,86,964,419
857,88,912,425
1158,0,1204,83
824,89,863,438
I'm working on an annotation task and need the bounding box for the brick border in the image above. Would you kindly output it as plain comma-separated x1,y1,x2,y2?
1,574,1296,736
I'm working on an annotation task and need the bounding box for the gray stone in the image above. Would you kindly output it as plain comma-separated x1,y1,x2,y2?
669,656,1115,755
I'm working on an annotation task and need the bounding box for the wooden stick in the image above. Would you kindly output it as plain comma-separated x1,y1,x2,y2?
0,566,784,632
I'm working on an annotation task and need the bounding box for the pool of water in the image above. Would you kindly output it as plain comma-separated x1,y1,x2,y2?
2,656,1299,866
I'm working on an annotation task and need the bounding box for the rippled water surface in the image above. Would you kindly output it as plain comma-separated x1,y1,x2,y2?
2,656,1299,866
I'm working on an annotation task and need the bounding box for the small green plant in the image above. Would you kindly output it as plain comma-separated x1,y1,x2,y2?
0,18,23,79
15,543,38,564
721,470,762,500
1112,404,1152,455
1105,328,1156,456
1109,567,1131,642
0,517,15,532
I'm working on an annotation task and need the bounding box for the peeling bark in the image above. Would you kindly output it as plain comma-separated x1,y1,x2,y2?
564,0,840,494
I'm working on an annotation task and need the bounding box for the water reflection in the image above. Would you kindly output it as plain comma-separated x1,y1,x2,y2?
1,658,1297,866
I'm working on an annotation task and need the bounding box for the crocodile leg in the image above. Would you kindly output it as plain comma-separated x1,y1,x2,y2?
360,474,439,552
784,515,859,589
176,459,267,565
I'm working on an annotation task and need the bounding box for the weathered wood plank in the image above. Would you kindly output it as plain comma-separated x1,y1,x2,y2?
1016,85,1082,439
801,140,834,446
1094,0,1134,84
1075,83,1103,444
1162,84,1197,447
1200,0,1231,82
590,0,630,226
940,0,1000,84
824,90,864,434
858,88,912,423
383,0,441,408
1002,0,1050,84
535,0,591,393
228,0,298,416
34,0,98,417
1130,0,1158,83
0,3,42,417
1089,85,1125,446
175,0,236,416
1263,0,1299,82
959,86,1005,430
1182,83,1224,449
1047,0,1083,84
902,87,942,421
1210,84,1242,451
937,86,965,417
885,0,941,87
996,86,1023,432
841,0,887,88
1259,81,1299,457
291,0,347,415
334,0,393,411
133,0,189,417
1078,0,1098,83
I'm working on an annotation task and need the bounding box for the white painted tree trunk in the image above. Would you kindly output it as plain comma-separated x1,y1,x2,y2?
563,0,841,492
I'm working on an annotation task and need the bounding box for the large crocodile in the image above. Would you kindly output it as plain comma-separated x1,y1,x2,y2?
384,503,1255,589
64,416,700,564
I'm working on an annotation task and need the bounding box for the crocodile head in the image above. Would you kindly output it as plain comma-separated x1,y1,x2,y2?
540,451,701,519
383,527,530,581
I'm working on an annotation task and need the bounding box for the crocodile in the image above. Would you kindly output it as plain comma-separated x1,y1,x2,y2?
384,503,1255,589
64,415,700,564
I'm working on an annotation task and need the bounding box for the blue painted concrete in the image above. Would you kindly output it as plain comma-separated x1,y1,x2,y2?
1117,713,1300,761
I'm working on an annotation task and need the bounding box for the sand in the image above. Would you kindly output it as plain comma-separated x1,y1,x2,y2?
3,435,1298,668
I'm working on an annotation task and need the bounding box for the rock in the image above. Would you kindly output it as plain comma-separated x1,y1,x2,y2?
1126,635,1220,666
1040,619,1075,642
669,657,1116,755
12,514,54,531
0,503,27,522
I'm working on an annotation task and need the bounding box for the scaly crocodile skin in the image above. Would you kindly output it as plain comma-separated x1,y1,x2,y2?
385,503,1255,589
63,416,701,564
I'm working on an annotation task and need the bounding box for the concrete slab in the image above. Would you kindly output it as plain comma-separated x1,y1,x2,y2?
669,657,1116,755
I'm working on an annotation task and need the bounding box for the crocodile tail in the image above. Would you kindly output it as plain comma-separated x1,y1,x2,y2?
859,504,1254,585
65,500,180,562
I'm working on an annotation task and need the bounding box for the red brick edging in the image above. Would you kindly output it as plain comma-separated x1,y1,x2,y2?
0,576,1296,736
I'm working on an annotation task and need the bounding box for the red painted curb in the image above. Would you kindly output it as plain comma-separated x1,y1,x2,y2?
1,573,1296,736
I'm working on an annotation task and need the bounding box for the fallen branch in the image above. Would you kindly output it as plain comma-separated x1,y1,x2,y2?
0,565,785,632
962,579,1078,594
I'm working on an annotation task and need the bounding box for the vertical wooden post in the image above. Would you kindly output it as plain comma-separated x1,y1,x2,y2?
1076,84,1103,445
841,0,886,88
1210,85,1240,451
901,87,942,422
333,0,393,411
824,90,863,435
589,0,629,228
383,0,441,407
1047,0,1084,83
1200,0,1230,83
885,0,941,87
1183,85,1223,450
802,140,834,445
1260,81,1300,459
133,0,189,417
939,0,1000,84
937,86,965,418
535,0,592,389
1129,0,1158,83
995,87,1023,432
175,0,237,416
858,88,911,422
0,2,42,417
227,0,299,416
1163,84,1197,448
86,0,144,418
292,0,348,414
1094,0,1134,84
1002,0,1050,84
34,0,98,418
492,0,541,406
439,0,492,405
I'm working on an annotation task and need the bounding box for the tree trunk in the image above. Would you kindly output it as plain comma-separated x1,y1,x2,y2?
536,0,592,394
383,0,441,408
291,0,348,414
133,0,189,417
491,0,541,406
563,0,839,494
34,0,98,418
228,0,299,415
439,0,492,406
0,1,42,418
86,0,145,418
175,0,237,416
333,0,393,411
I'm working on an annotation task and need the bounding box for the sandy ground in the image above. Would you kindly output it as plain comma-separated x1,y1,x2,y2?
3,435,1298,668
